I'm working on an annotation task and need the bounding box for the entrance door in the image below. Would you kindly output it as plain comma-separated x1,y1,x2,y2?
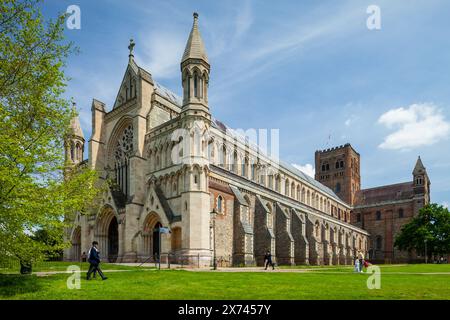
108,217,119,262
153,222,162,260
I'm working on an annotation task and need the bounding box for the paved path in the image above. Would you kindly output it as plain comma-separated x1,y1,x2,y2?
5,263,450,276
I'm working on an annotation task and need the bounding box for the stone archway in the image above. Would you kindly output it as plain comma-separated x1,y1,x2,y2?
95,206,119,262
71,226,81,262
142,212,163,262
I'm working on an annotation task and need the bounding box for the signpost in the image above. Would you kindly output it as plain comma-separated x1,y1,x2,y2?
158,227,171,270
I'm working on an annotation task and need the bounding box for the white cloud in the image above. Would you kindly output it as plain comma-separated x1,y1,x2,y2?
443,202,449,209
138,31,186,79
292,163,315,178
378,103,450,150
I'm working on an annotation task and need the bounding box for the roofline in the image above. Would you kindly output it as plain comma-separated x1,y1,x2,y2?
360,181,412,193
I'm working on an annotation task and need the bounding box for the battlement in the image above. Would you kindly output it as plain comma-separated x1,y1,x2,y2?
315,143,359,155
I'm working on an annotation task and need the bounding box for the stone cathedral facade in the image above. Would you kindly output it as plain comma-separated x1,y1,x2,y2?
64,13,370,267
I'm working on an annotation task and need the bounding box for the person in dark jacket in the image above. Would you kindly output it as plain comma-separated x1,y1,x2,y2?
86,241,107,280
264,251,275,270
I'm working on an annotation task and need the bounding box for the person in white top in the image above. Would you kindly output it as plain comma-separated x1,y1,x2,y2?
354,257,360,273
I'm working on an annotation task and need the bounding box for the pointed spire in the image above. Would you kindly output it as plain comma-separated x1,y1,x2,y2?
181,12,209,65
69,101,84,140
413,156,426,175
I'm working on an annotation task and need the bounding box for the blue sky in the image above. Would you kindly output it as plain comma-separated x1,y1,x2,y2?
43,0,450,206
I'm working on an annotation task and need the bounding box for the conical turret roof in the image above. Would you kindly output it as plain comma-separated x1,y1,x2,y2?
181,12,209,64
69,103,84,140
413,156,426,175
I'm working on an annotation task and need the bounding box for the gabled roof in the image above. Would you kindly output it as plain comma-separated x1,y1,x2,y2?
181,13,209,65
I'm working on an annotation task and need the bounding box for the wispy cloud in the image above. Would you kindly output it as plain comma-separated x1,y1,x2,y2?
138,31,186,79
292,163,315,178
378,103,450,151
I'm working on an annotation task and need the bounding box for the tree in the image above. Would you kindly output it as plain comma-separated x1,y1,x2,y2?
395,204,450,260
0,0,101,265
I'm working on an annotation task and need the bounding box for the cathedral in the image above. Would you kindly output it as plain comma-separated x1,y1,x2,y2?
64,13,426,266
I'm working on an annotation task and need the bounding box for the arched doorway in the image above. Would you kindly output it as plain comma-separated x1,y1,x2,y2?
108,217,119,262
71,226,81,262
95,206,119,263
142,213,162,262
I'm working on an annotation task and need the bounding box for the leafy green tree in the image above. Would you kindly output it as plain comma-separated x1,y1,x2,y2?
0,0,101,265
395,204,450,260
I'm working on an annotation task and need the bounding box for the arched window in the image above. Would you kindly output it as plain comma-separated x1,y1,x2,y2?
275,176,280,192
376,211,382,220
357,212,361,222
219,145,226,168
266,203,273,228
242,157,248,177
398,208,404,218
76,143,82,161
322,164,326,172
217,195,223,213
340,161,344,168
194,72,199,98
129,76,134,99
114,124,133,197
232,152,238,173
376,236,382,250
187,74,191,99
335,162,340,169
251,163,257,181
335,183,341,193
70,142,75,162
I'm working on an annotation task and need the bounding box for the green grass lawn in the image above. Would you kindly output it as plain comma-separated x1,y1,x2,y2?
1,263,450,300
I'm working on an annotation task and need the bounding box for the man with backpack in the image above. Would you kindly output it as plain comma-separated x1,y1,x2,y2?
86,241,107,280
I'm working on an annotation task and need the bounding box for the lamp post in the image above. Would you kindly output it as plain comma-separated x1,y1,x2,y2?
210,209,217,270
424,239,428,264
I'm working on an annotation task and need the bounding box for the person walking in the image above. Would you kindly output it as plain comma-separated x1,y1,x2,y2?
86,241,107,280
264,250,275,270
357,251,365,273
86,247,97,278
353,256,360,273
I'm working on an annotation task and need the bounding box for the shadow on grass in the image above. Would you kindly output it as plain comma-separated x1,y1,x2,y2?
0,274,42,298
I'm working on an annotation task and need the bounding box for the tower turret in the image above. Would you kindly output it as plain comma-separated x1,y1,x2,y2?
65,102,85,165
181,12,210,112
413,156,430,204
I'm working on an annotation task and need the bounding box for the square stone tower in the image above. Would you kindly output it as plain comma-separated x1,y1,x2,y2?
315,144,361,206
